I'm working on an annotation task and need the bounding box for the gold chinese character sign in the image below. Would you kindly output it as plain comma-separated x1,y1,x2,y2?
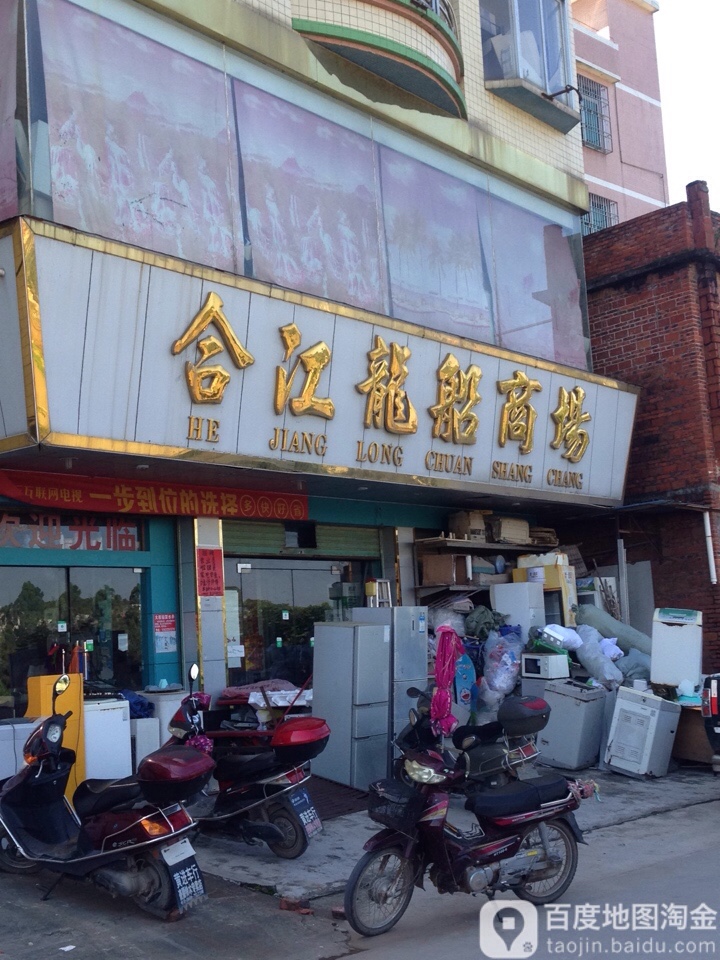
274,323,334,419
172,292,254,403
497,369,542,455
357,335,417,435
429,353,482,444
551,386,591,463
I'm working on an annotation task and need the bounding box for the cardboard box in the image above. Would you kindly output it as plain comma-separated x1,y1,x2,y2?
471,572,511,586
449,511,489,541
421,553,471,586
671,706,713,764
489,517,530,544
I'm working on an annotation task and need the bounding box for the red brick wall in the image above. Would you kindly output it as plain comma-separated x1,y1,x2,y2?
583,181,720,671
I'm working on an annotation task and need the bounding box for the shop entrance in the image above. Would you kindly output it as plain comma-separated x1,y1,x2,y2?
223,557,374,688
0,566,142,712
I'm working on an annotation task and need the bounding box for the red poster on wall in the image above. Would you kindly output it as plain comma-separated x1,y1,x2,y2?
196,548,224,597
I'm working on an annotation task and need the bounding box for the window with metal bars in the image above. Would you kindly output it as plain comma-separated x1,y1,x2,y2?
579,75,612,152
581,194,619,235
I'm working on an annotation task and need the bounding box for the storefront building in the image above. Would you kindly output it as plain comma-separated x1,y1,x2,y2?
0,0,638,706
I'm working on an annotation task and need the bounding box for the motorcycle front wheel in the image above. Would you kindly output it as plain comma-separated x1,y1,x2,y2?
265,803,308,860
512,818,578,904
0,826,39,874
344,847,415,937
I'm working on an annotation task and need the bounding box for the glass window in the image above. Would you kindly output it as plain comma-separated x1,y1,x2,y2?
69,569,142,690
581,194,619,235
0,566,143,712
481,0,571,100
0,567,67,709
579,75,612,153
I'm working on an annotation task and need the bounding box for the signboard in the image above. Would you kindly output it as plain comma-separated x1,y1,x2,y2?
196,548,224,597
0,470,307,521
10,226,639,506
153,613,178,654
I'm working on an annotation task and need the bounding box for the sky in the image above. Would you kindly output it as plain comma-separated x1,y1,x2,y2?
654,1,718,205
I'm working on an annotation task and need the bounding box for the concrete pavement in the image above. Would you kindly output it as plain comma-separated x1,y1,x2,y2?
194,761,720,901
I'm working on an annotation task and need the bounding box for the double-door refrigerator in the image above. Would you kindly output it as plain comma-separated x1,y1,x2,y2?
351,606,428,763
311,608,428,790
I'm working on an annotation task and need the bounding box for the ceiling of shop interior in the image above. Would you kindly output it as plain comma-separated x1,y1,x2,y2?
0,444,616,526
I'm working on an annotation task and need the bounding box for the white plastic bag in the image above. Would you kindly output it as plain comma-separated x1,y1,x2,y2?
483,630,525,694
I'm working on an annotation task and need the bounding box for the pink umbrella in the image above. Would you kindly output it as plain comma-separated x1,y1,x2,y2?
430,625,464,736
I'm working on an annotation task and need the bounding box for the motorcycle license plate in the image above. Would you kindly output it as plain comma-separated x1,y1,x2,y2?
160,837,207,911
289,787,323,839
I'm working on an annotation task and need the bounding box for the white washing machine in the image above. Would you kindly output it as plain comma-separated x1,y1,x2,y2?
0,719,38,779
83,699,132,779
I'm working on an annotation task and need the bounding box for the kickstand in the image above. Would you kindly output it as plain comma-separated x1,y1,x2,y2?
40,873,65,901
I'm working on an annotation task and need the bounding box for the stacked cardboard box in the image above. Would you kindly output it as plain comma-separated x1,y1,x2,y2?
421,553,472,587
489,517,530,544
449,510,490,541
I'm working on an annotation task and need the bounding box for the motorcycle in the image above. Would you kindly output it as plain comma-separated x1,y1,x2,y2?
344,694,594,937
0,673,215,920
166,674,324,859
393,685,543,795
701,674,720,773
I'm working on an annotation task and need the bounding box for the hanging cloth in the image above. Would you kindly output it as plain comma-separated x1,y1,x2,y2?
430,625,464,737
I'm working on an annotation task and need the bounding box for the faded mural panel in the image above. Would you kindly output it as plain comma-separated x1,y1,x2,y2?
378,145,495,342
37,0,240,272
0,0,18,221
28,0,588,370
233,81,386,314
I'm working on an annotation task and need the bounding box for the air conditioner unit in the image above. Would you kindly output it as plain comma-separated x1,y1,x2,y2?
605,687,681,778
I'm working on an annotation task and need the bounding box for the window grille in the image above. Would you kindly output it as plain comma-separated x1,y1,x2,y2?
581,194,619,235
579,75,612,152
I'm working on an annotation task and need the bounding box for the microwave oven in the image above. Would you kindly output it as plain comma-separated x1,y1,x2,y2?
521,652,569,680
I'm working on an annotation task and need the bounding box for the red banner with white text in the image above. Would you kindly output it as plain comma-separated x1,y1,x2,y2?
0,470,307,521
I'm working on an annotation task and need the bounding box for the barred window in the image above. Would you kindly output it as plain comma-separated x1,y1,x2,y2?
582,194,619,235
579,75,612,153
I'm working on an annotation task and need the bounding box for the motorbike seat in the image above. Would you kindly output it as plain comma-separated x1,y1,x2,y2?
73,776,143,819
465,774,569,818
214,751,278,782
452,721,503,751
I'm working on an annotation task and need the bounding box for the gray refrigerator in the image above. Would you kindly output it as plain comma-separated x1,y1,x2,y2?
351,606,429,764
312,610,428,789
311,622,390,789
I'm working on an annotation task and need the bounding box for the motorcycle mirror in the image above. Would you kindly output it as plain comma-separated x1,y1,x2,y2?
188,663,199,694
407,687,422,698
52,674,70,712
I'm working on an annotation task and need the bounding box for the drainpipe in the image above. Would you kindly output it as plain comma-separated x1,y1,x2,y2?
704,511,718,585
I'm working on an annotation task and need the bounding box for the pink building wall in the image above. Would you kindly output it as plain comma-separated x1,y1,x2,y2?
573,0,668,225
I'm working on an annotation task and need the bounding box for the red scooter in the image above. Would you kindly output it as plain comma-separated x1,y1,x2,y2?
0,674,215,919
344,696,594,937
167,678,327,859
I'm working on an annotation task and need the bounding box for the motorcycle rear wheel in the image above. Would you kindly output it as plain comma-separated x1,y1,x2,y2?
512,818,578,904
266,804,308,860
344,847,415,937
0,826,39,874
133,853,180,920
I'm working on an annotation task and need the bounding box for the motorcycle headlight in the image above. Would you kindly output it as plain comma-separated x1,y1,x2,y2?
404,759,446,784
168,723,191,741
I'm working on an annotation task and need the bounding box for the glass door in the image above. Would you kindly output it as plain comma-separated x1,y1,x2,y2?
224,558,372,687
69,568,142,689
